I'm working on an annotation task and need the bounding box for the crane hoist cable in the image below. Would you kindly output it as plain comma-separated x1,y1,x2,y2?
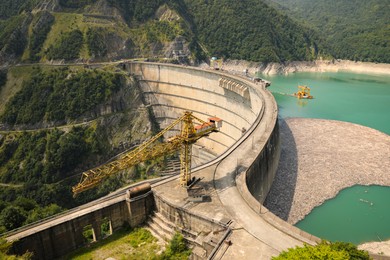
72,111,222,196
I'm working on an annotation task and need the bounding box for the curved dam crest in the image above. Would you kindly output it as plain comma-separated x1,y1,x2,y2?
5,62,320,259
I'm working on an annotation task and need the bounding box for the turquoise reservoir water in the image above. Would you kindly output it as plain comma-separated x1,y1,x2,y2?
295,185,390,245
262,71,390,244
263,72,390,135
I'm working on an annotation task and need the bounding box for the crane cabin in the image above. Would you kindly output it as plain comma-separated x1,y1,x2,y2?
195,117,222,135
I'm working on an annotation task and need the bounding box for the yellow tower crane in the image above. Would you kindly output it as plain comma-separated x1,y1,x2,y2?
72,111,222,196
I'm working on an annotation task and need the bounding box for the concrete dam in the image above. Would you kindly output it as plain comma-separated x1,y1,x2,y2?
6,62,320,259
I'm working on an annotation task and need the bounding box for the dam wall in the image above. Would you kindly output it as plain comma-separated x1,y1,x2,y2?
126,62,278,203
6,62,292,259
125,62,264,165
245,120,280,204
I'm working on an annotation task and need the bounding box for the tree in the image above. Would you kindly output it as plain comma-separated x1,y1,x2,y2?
14,197,38,212
25,204,62,224
0,206,27,231
0,237,33,259
273,240,371,260
0,70,6,89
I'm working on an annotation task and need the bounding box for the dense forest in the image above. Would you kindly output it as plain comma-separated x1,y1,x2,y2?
0,66,161,233
1,67,122,125
178,0,322,62
0,0,32,20
0,126,112,233
1,0,388,63
0,0,328,64
0,13,30,59
266,0,390,63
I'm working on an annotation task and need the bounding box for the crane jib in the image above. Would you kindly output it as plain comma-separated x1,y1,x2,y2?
72,111,222,196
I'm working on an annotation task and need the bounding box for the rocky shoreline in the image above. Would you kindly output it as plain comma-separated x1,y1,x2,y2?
218,59,390,76
263,118,390,253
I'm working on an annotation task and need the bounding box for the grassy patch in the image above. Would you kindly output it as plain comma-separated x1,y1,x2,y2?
42,13,83,54
41,12,131,60
64,228,162,260
0,66,33,114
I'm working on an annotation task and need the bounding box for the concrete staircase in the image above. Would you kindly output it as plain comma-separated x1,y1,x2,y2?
146,212,175,242
159,159,181,176
146,211,210,259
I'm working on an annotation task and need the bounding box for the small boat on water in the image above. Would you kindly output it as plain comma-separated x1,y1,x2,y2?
294,85,314,99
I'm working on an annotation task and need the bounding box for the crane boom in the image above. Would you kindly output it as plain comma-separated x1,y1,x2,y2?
72,111,222,196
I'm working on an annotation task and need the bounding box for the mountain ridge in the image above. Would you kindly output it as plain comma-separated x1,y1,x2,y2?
265,0,390,63
0,0,326,65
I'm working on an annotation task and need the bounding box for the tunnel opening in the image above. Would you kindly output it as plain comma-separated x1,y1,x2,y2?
100,218,113,239
82,224,96,243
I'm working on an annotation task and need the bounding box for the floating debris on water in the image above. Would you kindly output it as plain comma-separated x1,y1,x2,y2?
359,199,374,206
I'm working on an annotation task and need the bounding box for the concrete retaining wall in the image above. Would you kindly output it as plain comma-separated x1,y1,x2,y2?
153,192,228,257
9,192,154,260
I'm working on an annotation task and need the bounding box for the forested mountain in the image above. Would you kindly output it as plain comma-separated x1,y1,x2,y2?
175,0,323,62
0,0,325,65
265,0,390,63
0,65,159,233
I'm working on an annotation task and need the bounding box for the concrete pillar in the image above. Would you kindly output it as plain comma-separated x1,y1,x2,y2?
92,222,101,241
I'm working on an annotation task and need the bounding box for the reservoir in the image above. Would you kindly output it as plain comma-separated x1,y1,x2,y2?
295,185,390,245
263,71,390,244
266,71,390,135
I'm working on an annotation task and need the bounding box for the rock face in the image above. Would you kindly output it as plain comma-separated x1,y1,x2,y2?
221,59,390,76
35,0,60,12
164,36,191,60
86,77,141,119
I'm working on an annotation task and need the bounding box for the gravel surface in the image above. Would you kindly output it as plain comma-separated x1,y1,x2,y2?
264,118,390,252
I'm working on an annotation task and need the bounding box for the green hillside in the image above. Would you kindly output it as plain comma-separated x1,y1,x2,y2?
266,0,390,63
175,0,323,62
0,0,325,64
0,0,35,20
0,65,161,233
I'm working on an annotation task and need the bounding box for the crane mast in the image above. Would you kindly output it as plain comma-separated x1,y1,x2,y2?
72,111,222,196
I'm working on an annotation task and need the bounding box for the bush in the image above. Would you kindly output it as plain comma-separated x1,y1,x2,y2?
47,29,83,61
158,232,191,260
273,240,371,260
